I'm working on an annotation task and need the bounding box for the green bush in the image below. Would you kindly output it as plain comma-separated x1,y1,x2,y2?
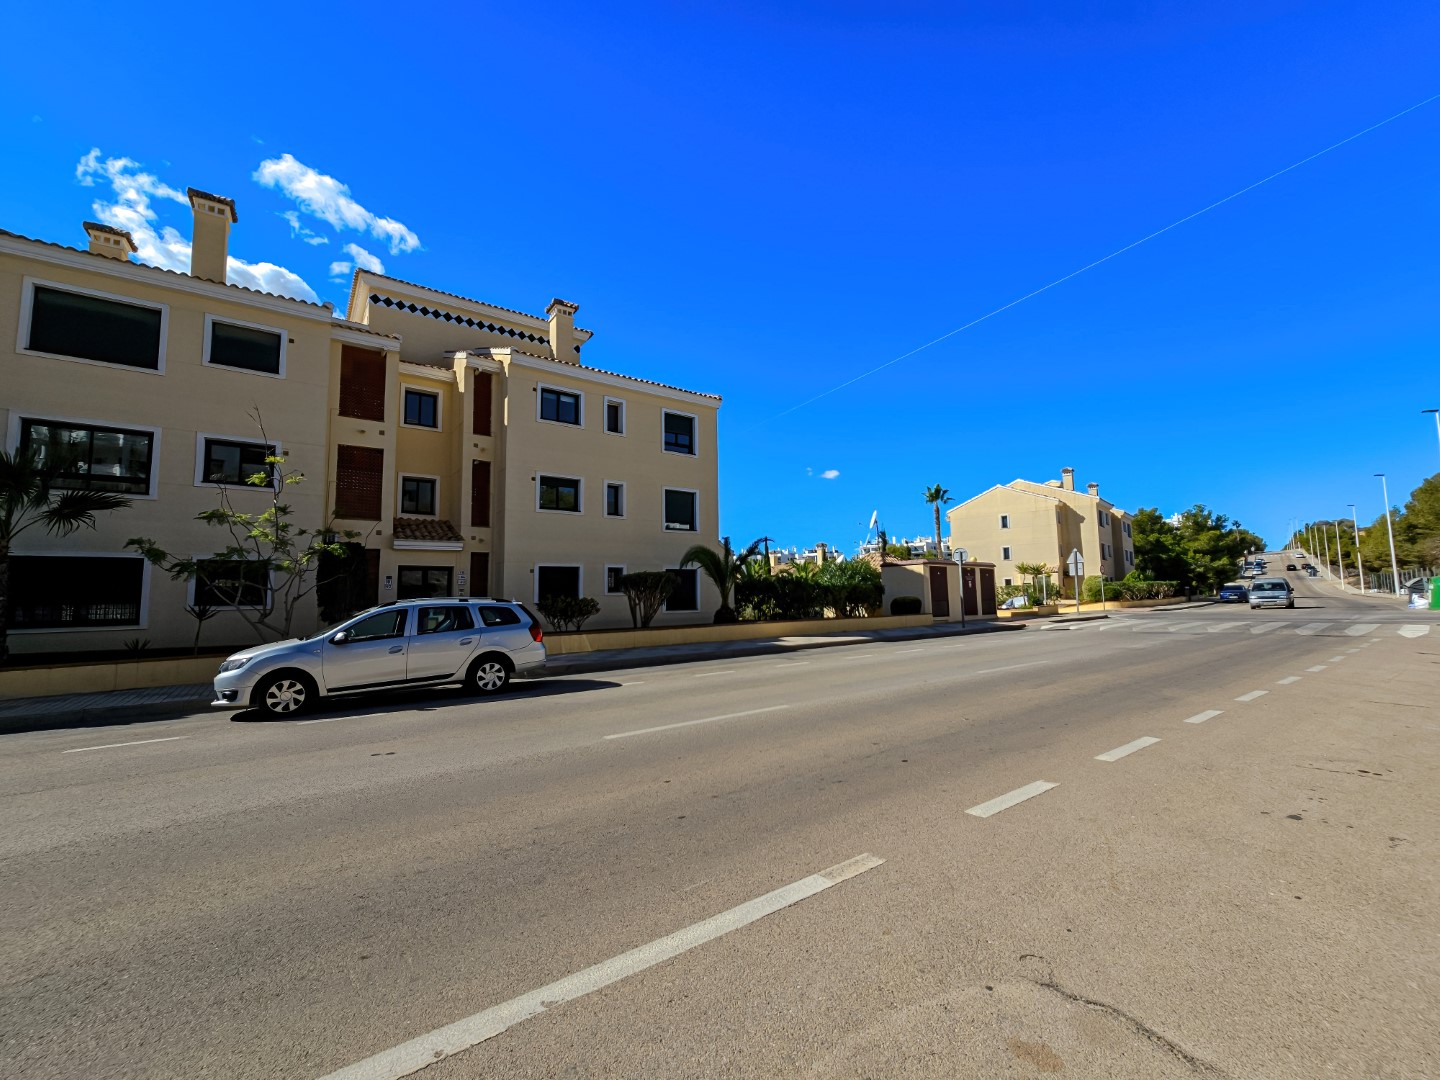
618,571,677,627
890,595,922,615
536,594,601,632
817,558,884,617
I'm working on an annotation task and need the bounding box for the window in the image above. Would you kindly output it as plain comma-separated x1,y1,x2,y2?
605,566,626,594
24,282,164,371
539,387,581,426
1099,510,1110,527
1002,546,1012,560
397,566,451,599
339,346,386,421
478,605,522,627
663,411,696,455
335,445,384,519
400,476,438,516
604,398,625,435
345,609,408,641
8,555,145,629
1003,577,1013,587
198,437,274,486
417,605,475,634
206,317,283,375
664,488,698,532
664,567,700,612
538,475,581,512
194,559,270,610
536,565,581,602
1125,550,1134,566
999,515,1010,529
19,418,155,495
1123,521,1132,538
605,482,625,518
403,388,439,428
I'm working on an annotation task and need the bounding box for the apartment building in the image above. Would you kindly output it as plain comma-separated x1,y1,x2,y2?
946,467,1135,592
337,272,721,625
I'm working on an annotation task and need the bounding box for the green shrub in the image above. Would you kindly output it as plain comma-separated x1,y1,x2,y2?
890,595,922,615
817,558,884,617
536,594,601,632
618,571,678,628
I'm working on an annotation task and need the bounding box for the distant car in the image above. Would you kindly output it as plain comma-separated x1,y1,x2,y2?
1249,577,1295,609
1300,562,1313,570
1285,563,1298,571
1218,583,1249,603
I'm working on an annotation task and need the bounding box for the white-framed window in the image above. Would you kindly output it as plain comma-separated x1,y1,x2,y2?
189,557,272,611
1099,510,1110,527
1002,546,1012,560
537,475,582,513
194,433,278,488
1003,577,1013,587
605,481,626,518
663,567,700,612
604,397,626,435
662,410,697,456
6,551,149,632
535,564,582,602
399,474,439,516
402,387,441,429
605,565,626,594
18,276,168,374
663,487,699,532
538,385,582,426
12,414,161,499
202,313,285,377
999,514,1010,529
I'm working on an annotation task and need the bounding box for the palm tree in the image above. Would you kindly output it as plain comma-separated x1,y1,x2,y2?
680,535,763,624
923,484,953,560
0,447,131,663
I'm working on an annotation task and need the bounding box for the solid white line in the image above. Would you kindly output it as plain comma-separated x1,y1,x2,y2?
1276,676,1302,685
604,705,789,740
972,661,1047,676
1095,736,1160,762
1305,665,1328,673
62,736,188,754
692,670,736,678
618,681,647,686
297,717,341,725
1327,656,1346,663
771,662,809,668
845,652,876,658
1235,690,1268,702
316,853,885,1080
965,780,1058,818
892,648,926,654
1183,709,1223,724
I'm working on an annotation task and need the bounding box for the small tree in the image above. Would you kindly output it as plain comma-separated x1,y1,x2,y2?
0,447,131,664
681,536,762,624
619,571,678,628
536,594,600,632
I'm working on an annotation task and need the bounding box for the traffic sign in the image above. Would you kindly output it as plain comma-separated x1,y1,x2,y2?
1066,549,1084,577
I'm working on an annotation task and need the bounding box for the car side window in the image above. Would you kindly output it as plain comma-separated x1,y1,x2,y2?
344,610,408,642
478,606,521,627
417,606,476,635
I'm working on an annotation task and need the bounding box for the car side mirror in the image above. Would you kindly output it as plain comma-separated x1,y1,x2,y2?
330,630,350,645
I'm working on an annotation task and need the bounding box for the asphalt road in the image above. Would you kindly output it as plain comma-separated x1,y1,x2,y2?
2,565,1437,1079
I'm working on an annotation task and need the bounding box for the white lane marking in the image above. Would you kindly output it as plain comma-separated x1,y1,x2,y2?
297,717,341,725
771,662,809,668
1344,648,1361,654
1249,623,1284,634
1345,623,1379,636
1095,736,1161,762
1399,625,1431,639
605,705,789,740
846,653,876,659
1276,676,1302,685
1327,656,1346,663
619,681,647,686
1183,709,1223,724
692,670,736,678
1235,690,1268,702
1158,621,1203,633
892,648,926,654
1206,622,1246,633
1369,638,1381,642
1294,623,1331,635
965,780,1058,818
1305,665,1328,673
62,736,188,754
316,853,884,1080
972,660,1047,676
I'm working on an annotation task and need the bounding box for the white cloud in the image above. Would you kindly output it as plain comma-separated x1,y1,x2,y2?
253,154,421,254
821,469,841,480
343,242,384,274
76,148,319,304
329,260,353,280
304,235,329,246
278,209,328,245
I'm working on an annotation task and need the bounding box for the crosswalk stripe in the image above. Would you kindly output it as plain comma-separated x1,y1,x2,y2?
1249,623,1284,634
1345,623,1379,636
1399,625,1431,638
1206,622,1247,633
1294,623,1331,635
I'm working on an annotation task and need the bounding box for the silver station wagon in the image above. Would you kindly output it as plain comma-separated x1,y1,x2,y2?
1248,578,1294,610
211,598,547,717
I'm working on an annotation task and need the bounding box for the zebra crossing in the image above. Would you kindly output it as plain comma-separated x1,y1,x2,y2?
1123,619,1432,638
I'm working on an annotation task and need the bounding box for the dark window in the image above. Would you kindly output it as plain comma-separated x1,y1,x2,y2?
664,489,698,532
663,411,695,455
664,567,700,612
536,565,581,601
999,515,1010,529
338,346,386,421
7,555,144,629
605,400,625,434
195,559,270,609
27,285,162,370
397,567,451,600
478,605,522,627
401,477,437,516
540,387,581,425
403,389,438,428
208,320,282,374
470,460,492,528
416,605,475,634
539,475,581,512
201,438,274,486
345,609,408,641
335,445,384,519
19,418,154,495
472,372,493,436
606,483,624,517
605,566,625,594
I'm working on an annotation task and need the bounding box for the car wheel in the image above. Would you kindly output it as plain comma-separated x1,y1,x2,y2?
256,671,315,717
468,655,512,695
1250,604,1257,610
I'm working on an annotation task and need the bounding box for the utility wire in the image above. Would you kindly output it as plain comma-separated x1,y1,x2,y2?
769,92,1440,421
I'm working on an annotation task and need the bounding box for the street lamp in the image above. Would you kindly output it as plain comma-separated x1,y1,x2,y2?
1333,518,1345,591
1376,474,1402,597
1348,504,1365,594
1424,409,1440,464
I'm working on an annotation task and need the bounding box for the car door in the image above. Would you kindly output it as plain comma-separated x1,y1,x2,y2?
406,604,480,681
321,608,411,692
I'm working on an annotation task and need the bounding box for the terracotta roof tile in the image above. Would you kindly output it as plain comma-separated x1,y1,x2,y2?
356,270,594,336
186,187,238,222
82,221,138,251
330,316,400,341
392,518,465,543
496,347,720,401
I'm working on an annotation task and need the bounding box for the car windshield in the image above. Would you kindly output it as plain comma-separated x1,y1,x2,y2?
1252,582,1286,592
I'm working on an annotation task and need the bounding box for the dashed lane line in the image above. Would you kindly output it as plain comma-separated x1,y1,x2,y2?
62,736,189,754
1327,656,1347,663
1235,690,1268,703
604,705,789,740
771,662,809,668
1183,710,1223,724
1277,676,1302,685
1306,665,1328,673
692,670,736,678
965,780,1058,818
891,648,927,655
1094,736,1161,762
315,853,885,1080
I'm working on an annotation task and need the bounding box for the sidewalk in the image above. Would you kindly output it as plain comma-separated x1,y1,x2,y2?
0,618,1024,736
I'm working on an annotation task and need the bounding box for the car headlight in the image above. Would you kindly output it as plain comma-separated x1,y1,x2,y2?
218,657,251,673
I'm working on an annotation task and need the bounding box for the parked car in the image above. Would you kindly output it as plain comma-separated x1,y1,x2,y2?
1218,583,1249,603
212,598,547,717
1249,577,1295,609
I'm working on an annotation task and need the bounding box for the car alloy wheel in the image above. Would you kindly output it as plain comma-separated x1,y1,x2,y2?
470,658,511,694
260,675,311,716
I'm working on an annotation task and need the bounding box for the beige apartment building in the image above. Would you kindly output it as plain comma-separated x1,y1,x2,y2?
947,467,1135,594
0,188,722,657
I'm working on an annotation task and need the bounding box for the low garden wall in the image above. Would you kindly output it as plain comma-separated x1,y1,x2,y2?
543,613,933,655
0,655,225,701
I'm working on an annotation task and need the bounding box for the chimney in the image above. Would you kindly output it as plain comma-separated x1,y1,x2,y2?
83,221,137,261
815,542,828,563
546,299,579,364
1061,467,1075,491
1087,482,1099,497
186,187,238,284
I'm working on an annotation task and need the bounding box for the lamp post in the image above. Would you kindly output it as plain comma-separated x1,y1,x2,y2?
1320,523,1332,581
1348,504,1365,594
1424,409,1440,464
1376,474,1402,596
1333,518,1346,591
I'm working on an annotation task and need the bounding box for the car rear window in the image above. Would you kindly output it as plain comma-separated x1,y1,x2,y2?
1252,582,1286,592
478,605,522,627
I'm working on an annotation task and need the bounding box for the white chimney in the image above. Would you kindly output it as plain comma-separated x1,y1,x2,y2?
546,298,579,364
1087,482,1099,497
83,221,136,261
1061,467,1075,491
187,187,237,284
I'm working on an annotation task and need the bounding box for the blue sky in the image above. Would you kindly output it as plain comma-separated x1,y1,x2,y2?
4,1,1437,552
